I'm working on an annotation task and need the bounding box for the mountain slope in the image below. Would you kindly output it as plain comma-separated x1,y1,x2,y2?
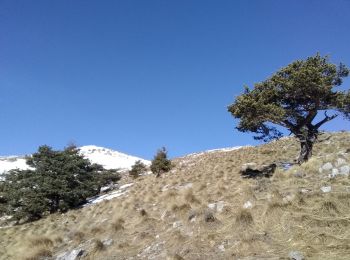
79,145,150,170
1,132,350,259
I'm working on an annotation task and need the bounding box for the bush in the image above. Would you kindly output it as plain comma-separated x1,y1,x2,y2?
1,145,120,222
150,147,172,177
129,160,147,179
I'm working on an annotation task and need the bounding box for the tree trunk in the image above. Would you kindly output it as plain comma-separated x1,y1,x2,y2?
296,129,317,164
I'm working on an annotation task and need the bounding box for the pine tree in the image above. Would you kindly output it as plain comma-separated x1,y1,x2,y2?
2,145,120,222
129,160,147,179
228,54,350,163
150,147,172,177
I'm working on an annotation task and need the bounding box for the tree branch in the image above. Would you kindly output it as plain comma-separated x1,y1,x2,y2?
314,111,338,129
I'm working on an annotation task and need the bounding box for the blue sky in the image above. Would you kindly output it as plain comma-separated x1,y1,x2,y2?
1,0,349,159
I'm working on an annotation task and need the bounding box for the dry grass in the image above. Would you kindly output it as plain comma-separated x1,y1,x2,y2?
1,132,350,259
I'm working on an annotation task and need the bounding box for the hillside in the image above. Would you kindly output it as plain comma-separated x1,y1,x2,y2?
1,132,350,259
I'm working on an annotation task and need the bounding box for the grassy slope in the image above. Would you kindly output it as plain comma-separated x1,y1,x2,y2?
1,132,350,260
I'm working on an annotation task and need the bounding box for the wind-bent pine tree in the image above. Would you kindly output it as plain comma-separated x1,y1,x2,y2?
228,54,350,164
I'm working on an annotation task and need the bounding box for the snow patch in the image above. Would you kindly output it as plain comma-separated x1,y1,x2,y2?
79,145,150,170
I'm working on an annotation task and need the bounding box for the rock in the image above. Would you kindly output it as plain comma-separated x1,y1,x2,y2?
177,183,193,190
173,221,182,228
283,194,295,203
208,201,225,212
340,165,350,176
103,239,113,246
243,201,253,209
240,163,277,178
293,172,304,178
218,244,225,252
322,162,333,172
288,250,304,260
216,201,225,212
321,186,332,193
56,248,85,260
300,188,311,194
329,168,340,178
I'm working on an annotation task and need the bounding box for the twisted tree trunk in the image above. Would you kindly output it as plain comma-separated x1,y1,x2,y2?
296,128,318,164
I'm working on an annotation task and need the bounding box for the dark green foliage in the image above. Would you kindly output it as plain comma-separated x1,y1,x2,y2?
150,147,172,177
1,145,120,222
129,160,147,179
228,54,350,163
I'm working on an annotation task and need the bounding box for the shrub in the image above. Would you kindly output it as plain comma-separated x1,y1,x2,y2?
150,147,172,177
129,160,147,179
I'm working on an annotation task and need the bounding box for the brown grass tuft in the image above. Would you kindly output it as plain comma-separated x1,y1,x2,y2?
112,217,125,231
236,209,253,226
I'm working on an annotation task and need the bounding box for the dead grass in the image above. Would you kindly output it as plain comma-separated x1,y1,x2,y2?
1,132,350,259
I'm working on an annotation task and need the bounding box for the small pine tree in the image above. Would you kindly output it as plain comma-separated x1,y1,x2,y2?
150,147,172,177
129,160,147,179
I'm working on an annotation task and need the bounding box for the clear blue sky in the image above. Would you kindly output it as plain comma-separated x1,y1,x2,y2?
1,0,349,159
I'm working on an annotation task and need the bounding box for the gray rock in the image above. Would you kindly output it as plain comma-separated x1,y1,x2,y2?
294,172,304,178
288,250,304,260
218,244,225,252
243,201,253,209
103,239,113,246
322,162,333,172
340,165,350,176
56,248,84,260
208,201,225,212
321,186,332,193
172,221,182,228
329,168,340,178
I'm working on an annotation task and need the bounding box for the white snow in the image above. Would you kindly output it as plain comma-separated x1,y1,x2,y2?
79,145,150,170
0,156,32,175
85,183,134,205
183,146,248,158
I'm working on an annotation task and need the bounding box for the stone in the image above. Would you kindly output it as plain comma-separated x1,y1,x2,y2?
173,221,182,228
293,172,304,178
216,201,225,212
321,186,332,193
340,165,350,176
218,244,225,252
103,239,113,246
288,250,304,260
322,162,333,172
56,248,85,260
329,168,340,178
243,201,253,209
208,201,225,212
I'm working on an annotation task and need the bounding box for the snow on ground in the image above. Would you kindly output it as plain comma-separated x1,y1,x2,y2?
79,145,150,170
85,183,134,205
182,146,248,159
0,156,32,175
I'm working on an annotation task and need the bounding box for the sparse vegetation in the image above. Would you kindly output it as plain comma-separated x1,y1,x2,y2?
1,132,350,259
